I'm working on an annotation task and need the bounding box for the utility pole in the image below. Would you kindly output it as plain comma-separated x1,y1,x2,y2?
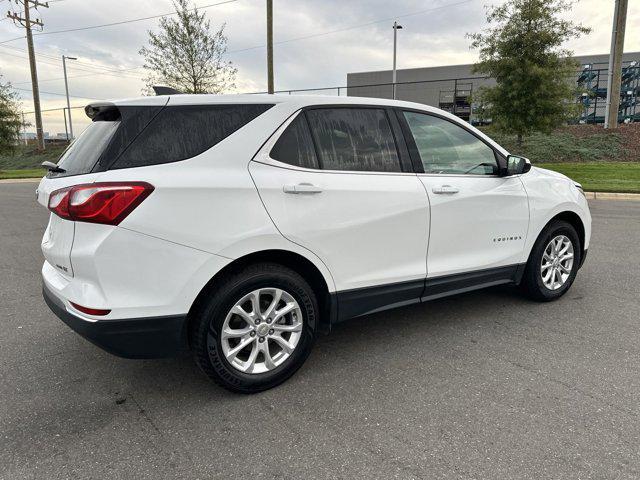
604,0,628,129
62,55,77,140
7,0,49,151
392,21,403,99
266,0,274,94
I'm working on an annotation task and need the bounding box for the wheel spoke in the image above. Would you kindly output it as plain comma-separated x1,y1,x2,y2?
559,264,571,274
272,322,302,333
264,289,283,319
559,253,574,262
227,336,254,361
222,325,253,340
249,291,261,317
271,334,294,354
260,341,276,370
232,305,254,325
274,302,296,321
241,343,259,373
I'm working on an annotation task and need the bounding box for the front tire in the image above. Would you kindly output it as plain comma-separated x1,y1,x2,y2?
190,263,317,393
521,220,582,302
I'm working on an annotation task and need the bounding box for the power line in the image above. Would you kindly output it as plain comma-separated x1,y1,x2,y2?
0,44,145,77
226,0,475,54
0,0,238,44
13,85,102,99
0,49,145,80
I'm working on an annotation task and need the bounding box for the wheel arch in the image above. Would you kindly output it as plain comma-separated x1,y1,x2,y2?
186,249,335,344
534,210,587,267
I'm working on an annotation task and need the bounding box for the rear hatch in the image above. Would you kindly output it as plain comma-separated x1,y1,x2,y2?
37,106,123,277
38,98,274,278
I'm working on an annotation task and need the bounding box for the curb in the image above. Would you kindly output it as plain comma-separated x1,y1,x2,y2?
0,178,41,184
583,191,640,201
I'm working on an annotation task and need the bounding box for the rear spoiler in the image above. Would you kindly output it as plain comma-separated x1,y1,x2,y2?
85,102,119,120
152,86,183,96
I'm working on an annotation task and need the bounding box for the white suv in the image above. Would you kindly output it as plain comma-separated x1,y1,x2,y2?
38,94,591,393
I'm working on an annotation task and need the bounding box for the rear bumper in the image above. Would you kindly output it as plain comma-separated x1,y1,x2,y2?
43,283,188,359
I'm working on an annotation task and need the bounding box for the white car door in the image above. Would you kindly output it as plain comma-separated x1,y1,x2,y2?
399,110,529,283
250,107,430,319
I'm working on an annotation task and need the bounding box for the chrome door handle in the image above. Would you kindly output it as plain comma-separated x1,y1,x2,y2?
432,185,459,194
283,183,323,194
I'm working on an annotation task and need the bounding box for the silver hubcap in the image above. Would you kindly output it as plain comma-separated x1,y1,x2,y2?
221,288,303,374
541,235,574,290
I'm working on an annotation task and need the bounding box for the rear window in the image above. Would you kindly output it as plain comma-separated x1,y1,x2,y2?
109,104,273,170
54,120,119,177
49,103,273,177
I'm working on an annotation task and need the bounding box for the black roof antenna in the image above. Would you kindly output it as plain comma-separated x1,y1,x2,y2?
152,86,183,96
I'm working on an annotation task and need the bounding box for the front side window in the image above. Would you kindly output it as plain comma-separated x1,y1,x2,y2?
306,108,401,172
403,111,498,175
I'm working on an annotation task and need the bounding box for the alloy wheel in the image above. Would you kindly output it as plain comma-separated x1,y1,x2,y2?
540,235,574,290
220,288,303,374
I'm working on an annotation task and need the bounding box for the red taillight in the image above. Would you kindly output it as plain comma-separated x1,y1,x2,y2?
48,182,154,225
69,302,111,316
48,186,73,220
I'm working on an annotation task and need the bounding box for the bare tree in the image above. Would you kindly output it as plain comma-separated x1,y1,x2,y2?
140,0,237,94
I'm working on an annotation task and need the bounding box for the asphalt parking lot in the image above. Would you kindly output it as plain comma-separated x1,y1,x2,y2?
1,181,639,480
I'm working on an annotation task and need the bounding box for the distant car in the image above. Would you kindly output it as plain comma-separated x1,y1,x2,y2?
37,95,591,393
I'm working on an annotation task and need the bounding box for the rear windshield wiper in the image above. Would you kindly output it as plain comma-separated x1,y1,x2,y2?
41,161,66,173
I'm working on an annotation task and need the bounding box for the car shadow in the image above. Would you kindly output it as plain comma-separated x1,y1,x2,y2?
103,284,531,399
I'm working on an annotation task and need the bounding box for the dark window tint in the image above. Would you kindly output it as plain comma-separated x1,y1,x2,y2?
54,120,120,177
94,105,165,172
306,108,401,172
270,114,319,169
109,104,273,170
403,111,498,175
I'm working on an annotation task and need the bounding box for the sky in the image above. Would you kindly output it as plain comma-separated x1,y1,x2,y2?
0,0,638,136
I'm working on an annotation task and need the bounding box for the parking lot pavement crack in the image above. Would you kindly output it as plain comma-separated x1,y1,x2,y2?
503,359,638,422
129,393,197,467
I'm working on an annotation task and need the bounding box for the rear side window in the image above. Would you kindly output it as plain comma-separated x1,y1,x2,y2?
54,120,120,177
305,108,401,172
109,104,273,170
269,114,319,169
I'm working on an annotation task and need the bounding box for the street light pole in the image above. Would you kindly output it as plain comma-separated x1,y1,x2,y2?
62,55,77,140
392,21,403,99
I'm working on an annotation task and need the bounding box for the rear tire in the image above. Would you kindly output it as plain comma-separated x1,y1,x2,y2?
520,220,581,302
190,263,317,393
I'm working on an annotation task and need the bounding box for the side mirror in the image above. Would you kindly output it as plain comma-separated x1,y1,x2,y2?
506,155,532,176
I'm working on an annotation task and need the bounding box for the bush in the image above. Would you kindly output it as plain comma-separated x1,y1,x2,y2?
483,127,625,163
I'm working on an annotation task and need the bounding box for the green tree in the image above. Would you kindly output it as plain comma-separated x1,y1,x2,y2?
468,0,590,146
139,0,237,94
0,77,22,154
